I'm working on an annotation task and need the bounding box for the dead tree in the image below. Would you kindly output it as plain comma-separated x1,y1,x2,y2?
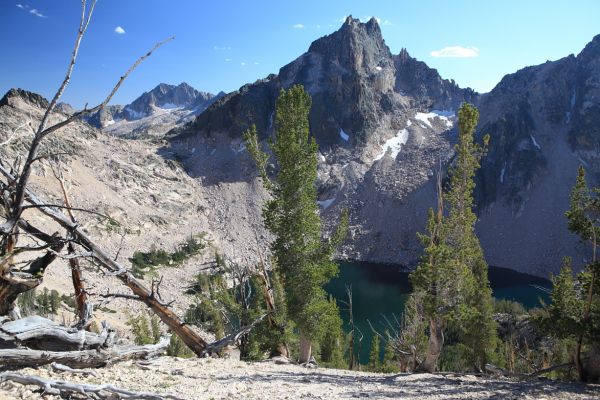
51,162,93,330
339,284,357,370
0,0,209,356
0,372,185,400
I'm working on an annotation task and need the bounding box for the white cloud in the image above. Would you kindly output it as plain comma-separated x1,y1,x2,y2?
17,4,46,17
224,58,232,62
381,19,392,26
114,26,126,34
293,23,304,29
253,61,260,65
430,46,479,58
29,8,45,17
213,45,231,51
241,62,247,66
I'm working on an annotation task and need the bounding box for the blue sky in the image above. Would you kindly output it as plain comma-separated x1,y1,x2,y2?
1,0,599,108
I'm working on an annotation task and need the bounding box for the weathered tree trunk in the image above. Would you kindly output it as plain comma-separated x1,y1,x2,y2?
298,332,312,364
257,251,289,358
582,343,600,383
0,166,209,356
69,243,93,330
0,336,170,369
415,318,444,373
0,372,184,400
0,237,64,318
0,315,112,351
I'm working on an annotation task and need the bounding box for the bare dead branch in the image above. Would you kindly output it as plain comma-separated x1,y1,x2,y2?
36,0,97,134
0,114,32,147
9,34,174,229
0,372,185,400
20,203,110,220
203,313,271,356
0,137,207,357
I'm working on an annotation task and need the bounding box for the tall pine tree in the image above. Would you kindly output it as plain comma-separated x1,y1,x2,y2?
445,103,496,371
538,166,600,382
410,103,496,372
244,85,348,363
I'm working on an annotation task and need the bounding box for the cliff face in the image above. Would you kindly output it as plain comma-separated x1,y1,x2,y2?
166,17,600,276
470,35,600,274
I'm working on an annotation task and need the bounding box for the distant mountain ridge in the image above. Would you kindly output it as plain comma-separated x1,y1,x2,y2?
84,82,225,138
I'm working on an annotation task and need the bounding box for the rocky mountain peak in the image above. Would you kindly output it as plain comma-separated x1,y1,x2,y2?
0,88,49,110
307,15,389,73
126,82,201,116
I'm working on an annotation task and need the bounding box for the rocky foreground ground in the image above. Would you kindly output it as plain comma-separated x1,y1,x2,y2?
1,357,599,400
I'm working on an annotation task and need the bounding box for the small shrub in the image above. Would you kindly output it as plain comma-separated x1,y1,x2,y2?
166,335,195,358
130,234,207,278
127,312,162,345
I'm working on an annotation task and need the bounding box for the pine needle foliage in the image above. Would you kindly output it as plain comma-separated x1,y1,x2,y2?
409,103,496,372
244,85,348,348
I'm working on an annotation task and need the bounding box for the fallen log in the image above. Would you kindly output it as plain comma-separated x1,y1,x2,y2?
0,315,113,351
0,164,209,356
485,362,575,378
0,336,170,368
0,371,184,400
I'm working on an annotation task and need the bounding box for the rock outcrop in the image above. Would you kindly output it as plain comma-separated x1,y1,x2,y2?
168,18,600,276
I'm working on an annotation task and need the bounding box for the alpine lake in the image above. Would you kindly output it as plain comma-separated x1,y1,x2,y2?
324,261,552,363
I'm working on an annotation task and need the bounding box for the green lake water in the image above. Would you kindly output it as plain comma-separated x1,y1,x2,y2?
324,261,552,364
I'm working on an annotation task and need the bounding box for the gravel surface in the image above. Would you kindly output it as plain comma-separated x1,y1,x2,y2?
1,357,599,399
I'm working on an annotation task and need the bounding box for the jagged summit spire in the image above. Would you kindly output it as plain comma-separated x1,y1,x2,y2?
308,14,387,60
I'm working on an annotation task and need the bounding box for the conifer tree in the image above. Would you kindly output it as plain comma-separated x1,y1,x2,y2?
445,104,496,371
538,166,600,382
381,332,398,372
409,103,496,372
244,84,348,363
368,334,381,371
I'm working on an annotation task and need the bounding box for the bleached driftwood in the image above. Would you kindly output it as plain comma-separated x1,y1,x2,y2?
0,371,185,400
0,316,113,351
0,336,170,368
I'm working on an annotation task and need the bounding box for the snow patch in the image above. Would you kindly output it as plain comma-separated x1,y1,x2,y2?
125,107,146,119
500,162,506,183
577,156,588,167
319,153,326,162
374,128,409,161
530,135,541,150
105,119,115,126
317,197,336,209
231,144,246,154
414,110,454,129
375,66,383,71
160,102,181,109
210,148,217,156
339,128,350,141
